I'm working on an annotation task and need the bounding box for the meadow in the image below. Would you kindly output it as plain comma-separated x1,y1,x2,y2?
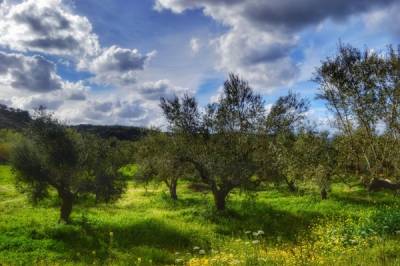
1,164,400,266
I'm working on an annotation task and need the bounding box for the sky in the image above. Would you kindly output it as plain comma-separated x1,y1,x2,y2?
0,0,399,128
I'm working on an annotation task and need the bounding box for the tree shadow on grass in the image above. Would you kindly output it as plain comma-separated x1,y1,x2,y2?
148,191,323,243
43,218,205,260
330,190,398,207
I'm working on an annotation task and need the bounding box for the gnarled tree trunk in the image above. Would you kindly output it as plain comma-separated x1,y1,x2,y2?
285,178,297,192
212,188,230,211
320,188,327,200
58,188,74,223
168,179,178,200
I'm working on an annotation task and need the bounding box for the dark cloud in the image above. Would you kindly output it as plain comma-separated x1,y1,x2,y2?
117,102,146,118
13,8,71,35
67,91,87,101
93,46,149,73
0,53,23,73
139,80,171,100
0,52,62,92
138,80,187,101
86,46,155,86
243,44,292,65
26,36,79,50
92,101,113,113
157,0,397,31
242,0,397,31
24,97,63,110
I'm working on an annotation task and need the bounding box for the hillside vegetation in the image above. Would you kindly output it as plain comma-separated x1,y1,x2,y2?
0,105,31,130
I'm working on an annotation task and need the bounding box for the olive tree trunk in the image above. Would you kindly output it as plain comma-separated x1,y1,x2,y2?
285,178,297,192
320,188,328,200
58,189,74,223
169,180,178,200
212,189,229,211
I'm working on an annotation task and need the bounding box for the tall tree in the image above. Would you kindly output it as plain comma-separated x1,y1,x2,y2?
316,44,400,184
160,74,265,210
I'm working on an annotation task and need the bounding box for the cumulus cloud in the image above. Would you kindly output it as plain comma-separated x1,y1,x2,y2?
138,79,189,101
214,25,299,89
0,0,99,57
0,0,159,127
55,77,189,127
0,0,153,88
117,100,147,119
22,95,64,110
155,0,398,91
66,99,150,126
63,81,89,101
80,46,156,86
0,51,90,114
0,51,62,92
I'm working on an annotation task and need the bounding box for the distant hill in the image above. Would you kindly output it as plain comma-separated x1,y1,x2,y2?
73,124,150,141
0,104,31,130
0,104,150,141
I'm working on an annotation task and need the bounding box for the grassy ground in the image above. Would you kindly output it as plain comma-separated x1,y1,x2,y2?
1,164,400,265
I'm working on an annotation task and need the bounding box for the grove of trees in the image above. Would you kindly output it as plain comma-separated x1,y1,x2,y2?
8,43,400,221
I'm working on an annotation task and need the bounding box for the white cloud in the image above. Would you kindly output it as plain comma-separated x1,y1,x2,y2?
0,0,155,89
363,2,400,36
22,95,64,110
0,0,164,127
214,25,299,90
0,0,100,57
79,45,156,86
0,51,62,92
57,97,157,127
190,38,201,54
0,51,91,114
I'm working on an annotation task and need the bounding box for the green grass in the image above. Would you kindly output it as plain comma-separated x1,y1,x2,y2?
1,164,400,265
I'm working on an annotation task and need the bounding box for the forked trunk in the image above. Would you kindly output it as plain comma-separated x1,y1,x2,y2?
286,179,297,192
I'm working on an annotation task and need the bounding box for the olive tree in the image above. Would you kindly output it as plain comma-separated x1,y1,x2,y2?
11,112,127,223
315,44,400,187
134,132,193,200
294,131,337,199
80,135,130,203
160,74,265,210
256,91,309,192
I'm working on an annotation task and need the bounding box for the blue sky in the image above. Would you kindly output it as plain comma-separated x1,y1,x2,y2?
0,0,399,127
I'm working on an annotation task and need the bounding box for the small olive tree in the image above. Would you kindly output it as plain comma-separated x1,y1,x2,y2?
135,132,193,200
80,135,130,203
256,91,309,192
295,131,337,199
11,111,127,223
